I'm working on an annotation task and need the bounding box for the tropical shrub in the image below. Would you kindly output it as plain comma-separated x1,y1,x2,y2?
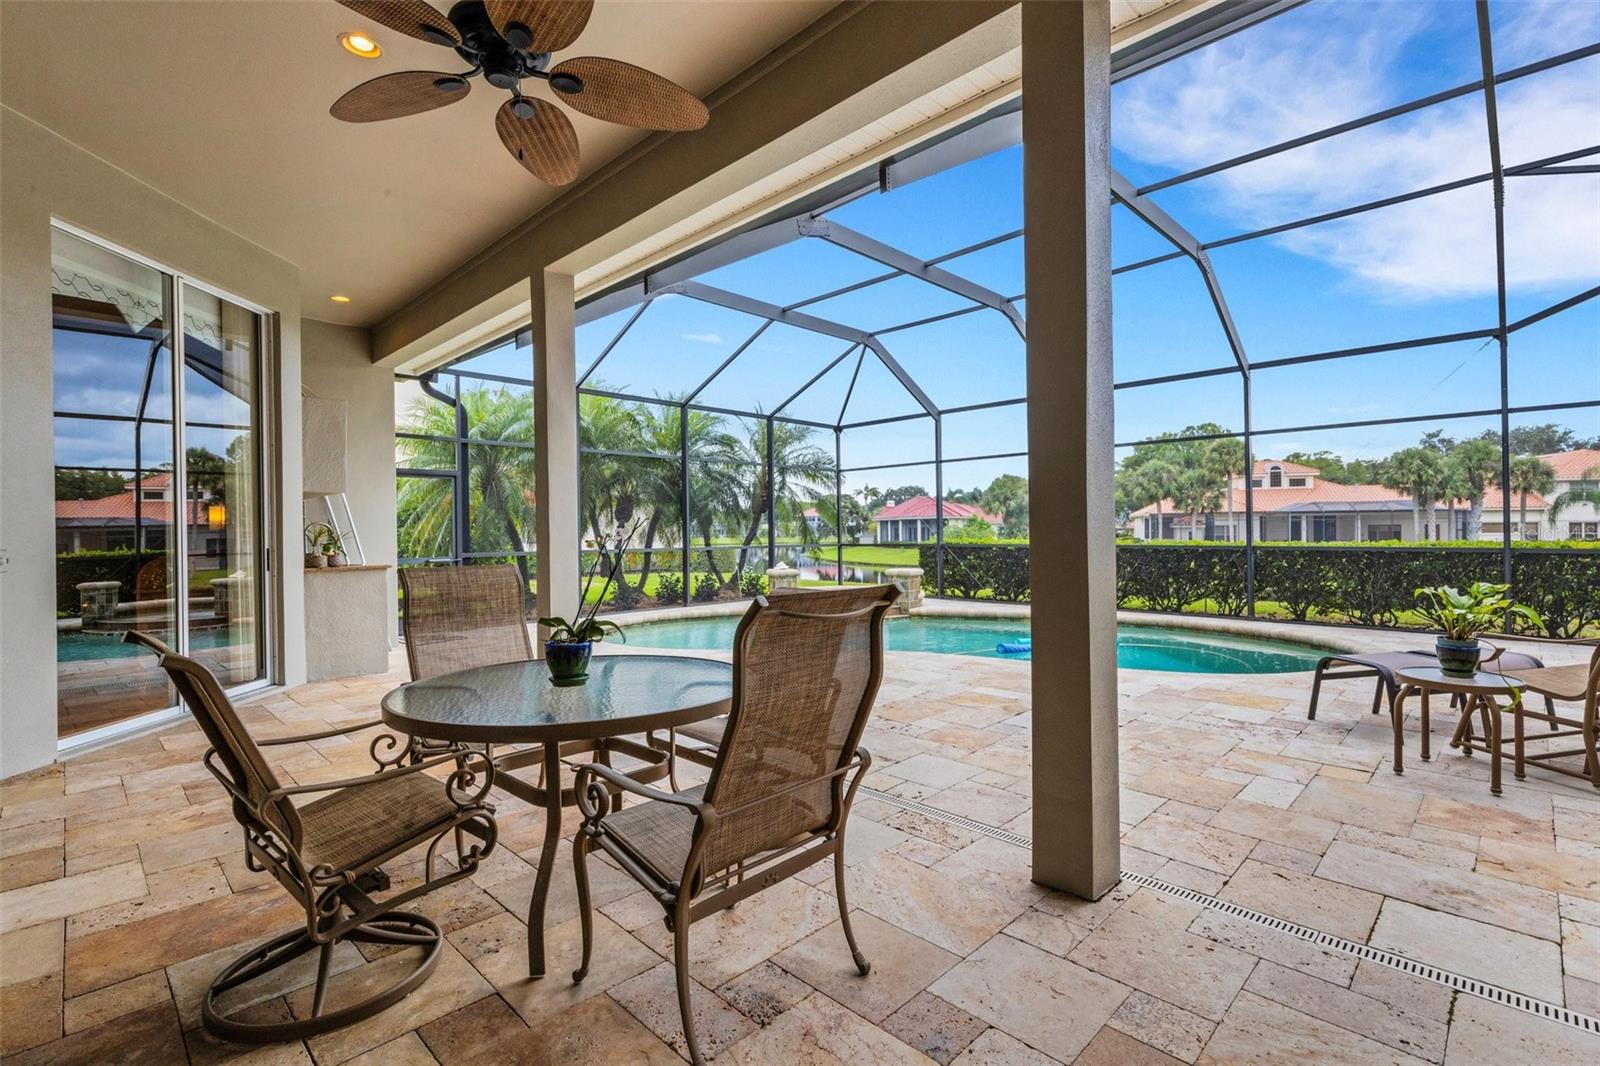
654,572,684,604
739,571,768,597
692,574,721,603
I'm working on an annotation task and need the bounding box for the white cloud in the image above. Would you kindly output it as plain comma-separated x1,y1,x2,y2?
1114,2,1600,303
680,331,723,344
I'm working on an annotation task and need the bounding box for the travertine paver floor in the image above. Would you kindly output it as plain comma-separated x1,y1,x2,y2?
2,617,1597,1064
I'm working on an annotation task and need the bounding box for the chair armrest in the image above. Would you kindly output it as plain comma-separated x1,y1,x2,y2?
265,747,493,808
572,761,709,821
255,719,387,745
710,754,868,821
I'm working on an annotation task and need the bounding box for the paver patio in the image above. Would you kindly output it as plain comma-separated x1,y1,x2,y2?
2,616,1596,1064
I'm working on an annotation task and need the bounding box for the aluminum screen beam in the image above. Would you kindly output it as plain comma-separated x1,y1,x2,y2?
1110,169,1249,373
772,343,859,419
658,280,939,417
577,298,650,386
683,321,773,405
1137,39,1600,196
802,218,1026,338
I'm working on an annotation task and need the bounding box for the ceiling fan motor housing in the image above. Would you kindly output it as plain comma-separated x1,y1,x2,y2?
449,1,549,89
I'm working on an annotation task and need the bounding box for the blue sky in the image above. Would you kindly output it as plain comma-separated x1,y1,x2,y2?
61,1,1595,498
565,0,1598,488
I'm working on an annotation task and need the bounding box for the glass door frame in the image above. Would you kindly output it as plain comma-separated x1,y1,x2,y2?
52,220,280,754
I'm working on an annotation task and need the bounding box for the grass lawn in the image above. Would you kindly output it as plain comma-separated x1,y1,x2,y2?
838,546,918,567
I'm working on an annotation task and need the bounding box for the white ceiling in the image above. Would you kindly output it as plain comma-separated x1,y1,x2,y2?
1,0,833,325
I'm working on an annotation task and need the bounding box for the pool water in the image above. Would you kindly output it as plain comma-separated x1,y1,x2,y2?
620,615,1327,674
58,626,245,663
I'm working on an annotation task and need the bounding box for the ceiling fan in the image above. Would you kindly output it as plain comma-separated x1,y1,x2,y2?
330,0,710,184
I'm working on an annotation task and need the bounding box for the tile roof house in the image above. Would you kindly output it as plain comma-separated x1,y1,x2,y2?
56,472,225,560
871,495,1002,543
1128,454,1594,543
1542,449,1600,539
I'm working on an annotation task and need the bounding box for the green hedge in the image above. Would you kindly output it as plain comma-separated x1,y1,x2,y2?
56,550,166,616
919,544,1031,602
916,542,1599,635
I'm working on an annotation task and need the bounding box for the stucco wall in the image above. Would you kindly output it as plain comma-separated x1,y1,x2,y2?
300,319,398,645
1,106,305,778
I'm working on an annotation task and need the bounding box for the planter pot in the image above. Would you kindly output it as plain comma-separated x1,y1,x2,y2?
545,640,592,686
1435,636,1481,678
325,553,345,567
305,553,328,569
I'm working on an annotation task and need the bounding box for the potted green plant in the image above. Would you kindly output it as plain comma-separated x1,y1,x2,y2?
303,521,349,568
538,525,635,685
1412,582,1542,677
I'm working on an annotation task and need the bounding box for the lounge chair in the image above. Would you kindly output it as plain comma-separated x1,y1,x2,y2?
1307,647,1553,721
123,630,496,1042
570,584,899,1065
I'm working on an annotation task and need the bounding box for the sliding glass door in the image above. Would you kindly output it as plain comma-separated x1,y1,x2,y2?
51,226,271,738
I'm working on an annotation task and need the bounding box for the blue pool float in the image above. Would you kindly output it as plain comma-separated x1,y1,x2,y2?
995,638,1032,655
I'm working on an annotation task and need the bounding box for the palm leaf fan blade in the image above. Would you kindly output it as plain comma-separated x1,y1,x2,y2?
549,56,708,131
495,99,580,184
331,71,471,122
336,0,461,45
484,0,593,52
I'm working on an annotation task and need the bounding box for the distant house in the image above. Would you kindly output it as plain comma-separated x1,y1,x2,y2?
1128,452,1598,543
871,495,1002,543
801,507,827,534
56,472,227,563
1543,448,1600,540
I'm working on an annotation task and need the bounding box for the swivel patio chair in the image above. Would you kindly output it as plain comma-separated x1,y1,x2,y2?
570,583,899,1066
398,564,673,804
123,630,497,1043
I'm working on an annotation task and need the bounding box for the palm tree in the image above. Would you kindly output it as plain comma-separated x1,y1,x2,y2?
1121,455,1182,539
631,402,736,584
1203,437,1246,541
722,417,835,586
577,391,643,581
1379,447,1444,543
1171,467,1222,541
397,384,536,591
1497,454,1557,541
1549,462,1600,535
1446,438,1502,541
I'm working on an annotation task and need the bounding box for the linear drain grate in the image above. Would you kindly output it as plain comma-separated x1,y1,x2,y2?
860,785,1600,1036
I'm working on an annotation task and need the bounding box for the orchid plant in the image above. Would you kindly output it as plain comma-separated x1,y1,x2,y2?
538,522,639,645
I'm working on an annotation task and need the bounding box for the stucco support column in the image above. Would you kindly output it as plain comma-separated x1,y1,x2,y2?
533,269,580,646
1023,0,1119,899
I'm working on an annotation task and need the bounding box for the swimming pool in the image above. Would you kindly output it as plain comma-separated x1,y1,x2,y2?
57,626,245,663
618,615,1328,674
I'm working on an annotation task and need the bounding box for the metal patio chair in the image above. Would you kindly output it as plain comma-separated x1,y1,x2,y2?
569,584,899,1066
398,564,674,804
123,630,496,1043
1508,643,1600,788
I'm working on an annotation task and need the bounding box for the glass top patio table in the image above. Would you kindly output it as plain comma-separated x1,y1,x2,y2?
380,653,733,744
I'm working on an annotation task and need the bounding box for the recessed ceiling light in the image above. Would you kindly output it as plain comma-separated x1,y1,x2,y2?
339,32,381,59
329,294,352,304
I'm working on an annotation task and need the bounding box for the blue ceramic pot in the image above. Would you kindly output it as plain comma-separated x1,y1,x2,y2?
1435,636,1480,678
545,640,592,686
